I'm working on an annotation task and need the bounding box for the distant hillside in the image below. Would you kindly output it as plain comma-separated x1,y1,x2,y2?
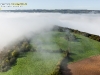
0,9,100,13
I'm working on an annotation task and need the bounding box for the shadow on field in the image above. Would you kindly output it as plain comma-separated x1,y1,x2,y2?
18,53,27,58
60,57,72,75
59,52,75,75
68,53,76,62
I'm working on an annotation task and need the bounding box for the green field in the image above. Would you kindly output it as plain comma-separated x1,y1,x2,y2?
1,31,100,75
69,34,100,62
0,52,63,75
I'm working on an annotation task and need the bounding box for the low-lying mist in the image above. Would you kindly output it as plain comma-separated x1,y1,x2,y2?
0,13,59,50
0,12,100,50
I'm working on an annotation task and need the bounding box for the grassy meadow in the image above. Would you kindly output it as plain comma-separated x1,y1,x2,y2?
0,31,100,75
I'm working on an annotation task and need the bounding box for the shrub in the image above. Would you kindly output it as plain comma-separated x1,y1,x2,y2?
11,50,19,57
9,57,16,65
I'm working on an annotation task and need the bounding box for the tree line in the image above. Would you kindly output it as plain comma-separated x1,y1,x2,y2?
54,26,100,42
0,38,34,72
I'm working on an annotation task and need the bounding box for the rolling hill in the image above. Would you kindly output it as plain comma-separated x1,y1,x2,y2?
0,27,100,75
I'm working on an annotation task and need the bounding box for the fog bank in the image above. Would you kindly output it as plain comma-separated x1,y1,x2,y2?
0,13,100,49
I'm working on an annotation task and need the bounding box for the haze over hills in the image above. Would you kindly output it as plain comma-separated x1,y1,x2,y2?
0,9,100,13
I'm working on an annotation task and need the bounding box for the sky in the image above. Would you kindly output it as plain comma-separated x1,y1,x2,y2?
0,0,100,10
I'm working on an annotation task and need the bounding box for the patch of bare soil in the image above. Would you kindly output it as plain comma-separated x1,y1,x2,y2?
68,55,100,75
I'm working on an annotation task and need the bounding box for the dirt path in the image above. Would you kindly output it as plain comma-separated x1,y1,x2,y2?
67,55,100,75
